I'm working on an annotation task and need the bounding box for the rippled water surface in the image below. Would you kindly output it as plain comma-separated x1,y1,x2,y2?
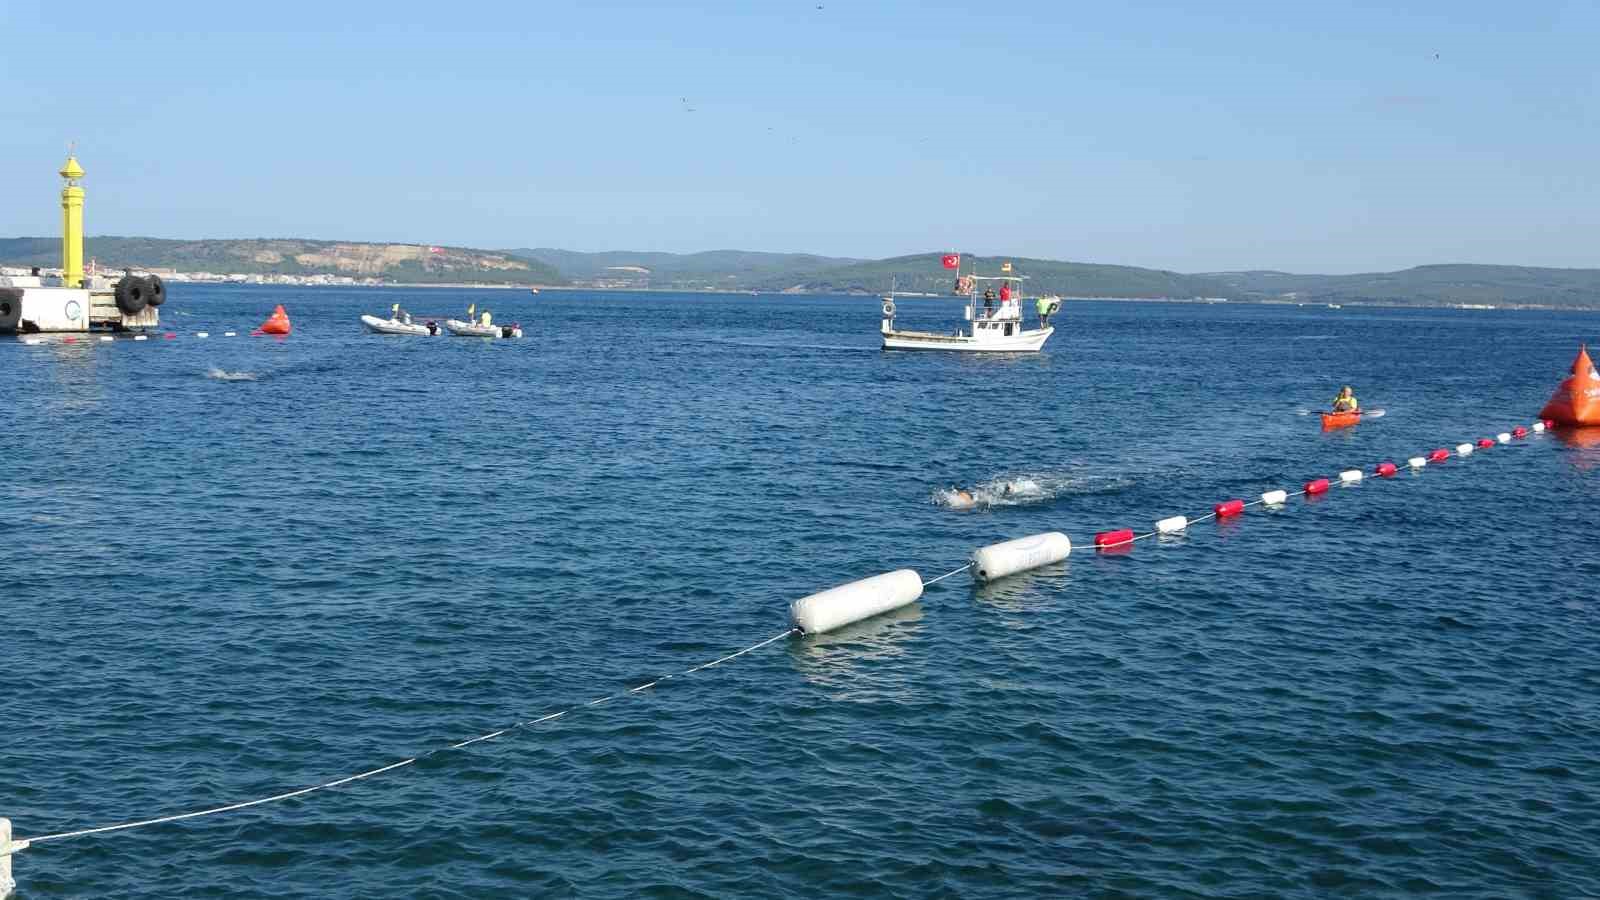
5,285,1599,898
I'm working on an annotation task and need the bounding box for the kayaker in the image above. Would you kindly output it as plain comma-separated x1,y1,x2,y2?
1332,385,1359,413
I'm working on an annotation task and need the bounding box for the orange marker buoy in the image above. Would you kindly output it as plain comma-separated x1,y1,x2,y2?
1539,344,1600,426
254,304,292,336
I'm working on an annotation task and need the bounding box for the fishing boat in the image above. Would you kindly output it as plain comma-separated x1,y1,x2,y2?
1321,410,1361,430
880,257,1056,352
361,312,438,336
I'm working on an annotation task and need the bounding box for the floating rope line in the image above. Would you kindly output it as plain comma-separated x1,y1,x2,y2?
11,627,799,850
922,564,972,587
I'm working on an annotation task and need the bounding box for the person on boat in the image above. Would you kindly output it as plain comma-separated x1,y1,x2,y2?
1331,385,1359,413
999,282,1011,304
983,288,996,316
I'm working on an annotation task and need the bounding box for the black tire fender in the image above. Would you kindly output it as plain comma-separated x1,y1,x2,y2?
115,277,148,314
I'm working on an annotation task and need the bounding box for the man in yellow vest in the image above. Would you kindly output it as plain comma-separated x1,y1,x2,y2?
1332,385,1359,413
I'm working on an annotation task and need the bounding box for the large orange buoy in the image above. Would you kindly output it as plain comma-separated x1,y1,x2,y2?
254,304,292,336
1538,344,1600,426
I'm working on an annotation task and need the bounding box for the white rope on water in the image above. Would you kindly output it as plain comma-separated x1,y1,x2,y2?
15,627,799,849
922,564,971,587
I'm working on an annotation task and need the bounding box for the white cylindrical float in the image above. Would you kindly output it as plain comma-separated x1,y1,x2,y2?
196,331,209,338
1261,489,1288,505
790,569,924,634
1533,422,1546,433
1339,469,1363,484
1408,456,1427,468
98,335,113,342
970,532,1071,583
133,334,148,341
1497,432,1511,444
1456,443,1473,456
1156,515,1187,534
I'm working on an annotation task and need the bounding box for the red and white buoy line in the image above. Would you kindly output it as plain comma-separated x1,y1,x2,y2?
0,415,1560,894
1084,419,1551,551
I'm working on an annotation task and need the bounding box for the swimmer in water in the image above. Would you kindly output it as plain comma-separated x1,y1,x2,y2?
948,488,976,509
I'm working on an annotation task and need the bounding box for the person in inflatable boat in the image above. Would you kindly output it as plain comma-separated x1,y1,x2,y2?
1331,385,1359,413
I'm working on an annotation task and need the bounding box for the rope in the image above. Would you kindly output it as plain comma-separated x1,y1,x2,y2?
922,564,971,587
16,627,799,848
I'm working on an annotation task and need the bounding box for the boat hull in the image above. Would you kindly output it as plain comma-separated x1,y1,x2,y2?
882,326,1053,353
361,314,433,336
1321,411,1361,430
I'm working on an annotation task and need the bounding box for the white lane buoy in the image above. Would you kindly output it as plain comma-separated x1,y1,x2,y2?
1261,489,1288,505
224,331,238,337
1496,432,1511,444
791,569,924,634
1532,422,1546,433
1455,443,1473,456
98,335,113,342
1156,515,1187,534
23,338,41,345
970,532,1071,583
133,334,148,341
1339,469,1363,484
196,332,209,338
1408,456,1427,468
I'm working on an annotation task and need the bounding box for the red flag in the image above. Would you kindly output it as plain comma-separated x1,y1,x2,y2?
941,253,960,269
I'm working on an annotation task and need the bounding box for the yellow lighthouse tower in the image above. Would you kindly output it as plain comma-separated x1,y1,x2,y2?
59,152,85,287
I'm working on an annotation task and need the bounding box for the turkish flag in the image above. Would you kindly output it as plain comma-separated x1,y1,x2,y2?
941,254,960,269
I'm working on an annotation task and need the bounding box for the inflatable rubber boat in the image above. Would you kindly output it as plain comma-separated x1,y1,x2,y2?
361,314,437,336
444,318,522,338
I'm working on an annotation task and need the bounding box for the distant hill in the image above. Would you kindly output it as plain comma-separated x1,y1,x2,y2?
6,236,1598,307
756,253,1234,298
504,248,861,290
0,237,565,285
1203,265,1600,307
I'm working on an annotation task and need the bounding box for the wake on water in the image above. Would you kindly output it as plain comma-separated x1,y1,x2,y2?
206,366,258,382
934,470,1136,510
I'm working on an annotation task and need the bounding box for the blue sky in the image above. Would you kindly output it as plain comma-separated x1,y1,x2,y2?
2,0,1595,272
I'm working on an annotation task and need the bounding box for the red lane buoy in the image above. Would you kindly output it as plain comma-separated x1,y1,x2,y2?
1213,499,1245,518
1476,438,1494,448
1429,448,1450,462
1375,461,1398,477
163,332,177,340
1512,426,1528,438
1543,418,1556,429
256,304,292,336
63,336,77,343
1094,528,1135,549
1304,478,1330,495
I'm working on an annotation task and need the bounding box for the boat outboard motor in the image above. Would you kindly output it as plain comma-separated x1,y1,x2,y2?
500,324,516,338
426,320,439,335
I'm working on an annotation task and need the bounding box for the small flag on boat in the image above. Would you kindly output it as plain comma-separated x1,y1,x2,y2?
1001,261,1013,273
467,303,475,318
941,253,960,269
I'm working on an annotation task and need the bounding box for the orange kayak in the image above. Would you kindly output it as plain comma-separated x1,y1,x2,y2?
1321,410,1361,430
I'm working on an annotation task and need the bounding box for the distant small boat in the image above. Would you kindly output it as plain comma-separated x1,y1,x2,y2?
1327,303,1343,309
445,318,522,338
361,313,437,336
529,288,540,295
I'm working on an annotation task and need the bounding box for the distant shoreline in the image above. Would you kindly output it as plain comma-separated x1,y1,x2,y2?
167,279,1599,313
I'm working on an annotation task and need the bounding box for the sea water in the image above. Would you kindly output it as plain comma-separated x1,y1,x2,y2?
3,285,1598,897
